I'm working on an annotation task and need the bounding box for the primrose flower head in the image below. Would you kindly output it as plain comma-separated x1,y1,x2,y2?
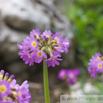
0,70,31,102
18,29,69,67
58,69,67,80
87,52,103,78
58,68,80,85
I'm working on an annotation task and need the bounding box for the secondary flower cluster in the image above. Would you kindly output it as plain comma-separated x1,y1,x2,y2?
87,52,103,78
18,29,69,67
58,68,80,85
0,70,31,103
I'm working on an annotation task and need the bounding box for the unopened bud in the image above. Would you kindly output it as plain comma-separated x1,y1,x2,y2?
4,72,9,80
0,70,5,81
7,75,15,82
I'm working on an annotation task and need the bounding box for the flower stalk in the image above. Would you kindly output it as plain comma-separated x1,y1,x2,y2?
68,85,71,95
43,58,50,103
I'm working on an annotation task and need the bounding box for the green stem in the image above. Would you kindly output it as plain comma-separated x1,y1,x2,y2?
43,58,50,103
68,85,71,95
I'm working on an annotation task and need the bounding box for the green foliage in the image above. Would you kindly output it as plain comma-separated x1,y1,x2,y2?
65,0,103,66
77,0,103,6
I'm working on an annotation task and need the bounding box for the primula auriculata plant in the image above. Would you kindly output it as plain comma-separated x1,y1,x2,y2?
87,52,103,78
58,68,80,85
0,70,31,102
58,68,80,94
17,29,70,103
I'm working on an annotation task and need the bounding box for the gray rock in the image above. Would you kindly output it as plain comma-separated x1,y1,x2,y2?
83,82,99,94
0,0,51,32
0,23,28,62
7,61,29,74
54,0,66,14
16,71,29,84
71,82,99,95
0,0,75,72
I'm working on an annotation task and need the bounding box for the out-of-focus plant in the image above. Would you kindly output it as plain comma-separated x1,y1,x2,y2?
58,68,80,94
87,52,103,95
87,52,103,78
65,0,103,66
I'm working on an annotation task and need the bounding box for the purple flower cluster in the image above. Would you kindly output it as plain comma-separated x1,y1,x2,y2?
0,70,31,103
58,68,80,85
18,29,69,67
87,52,103,78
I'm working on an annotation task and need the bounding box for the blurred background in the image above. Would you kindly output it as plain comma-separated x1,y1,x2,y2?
0,0,103,103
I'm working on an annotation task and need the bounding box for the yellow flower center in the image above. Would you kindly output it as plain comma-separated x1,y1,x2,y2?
69,74,73,78
32,41,37,47
98,63,102,68
51,57,55,60
17,92,21,96
37,52,42,57
55,37,59,43
0,86,6,93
